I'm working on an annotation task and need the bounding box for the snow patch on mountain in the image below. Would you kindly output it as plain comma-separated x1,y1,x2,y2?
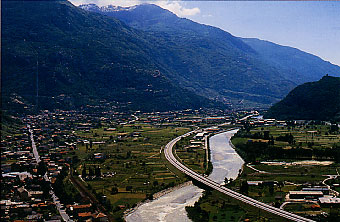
79,4,136,12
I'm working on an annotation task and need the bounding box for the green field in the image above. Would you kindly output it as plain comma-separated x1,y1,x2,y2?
175,134,207,175
73,123,192,219
228,124,340,219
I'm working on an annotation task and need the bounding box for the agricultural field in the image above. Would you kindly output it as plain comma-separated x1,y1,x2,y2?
175,134,208,175
186,189,286,222
229,123,340,219
72,123,192,219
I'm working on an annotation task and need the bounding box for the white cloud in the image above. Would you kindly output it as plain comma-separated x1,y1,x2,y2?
153,1,200,17
70,0,200,17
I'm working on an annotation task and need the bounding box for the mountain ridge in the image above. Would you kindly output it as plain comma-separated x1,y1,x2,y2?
80,3,340,108
265,75,340,120
2,0,222,112
242,38,340,84
3,1,340,113
79,3,300,107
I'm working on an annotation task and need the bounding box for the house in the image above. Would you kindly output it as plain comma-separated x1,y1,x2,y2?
17,187,30,201
28,191,44,199
94,153,105,160
93,212,108,222
104,128,116,131
78,212,92,220
206,128,220,133
1,164,12,173
68,203,92,214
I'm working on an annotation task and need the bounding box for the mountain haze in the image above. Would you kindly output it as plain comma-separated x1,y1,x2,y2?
242,38,340,84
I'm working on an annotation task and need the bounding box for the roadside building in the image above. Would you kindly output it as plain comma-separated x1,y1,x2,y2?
93,212,108,222
318,197,340,208
302,187,329,195
247,181,263,186
289,191,324,199
194,133,206,140
78,212,92,220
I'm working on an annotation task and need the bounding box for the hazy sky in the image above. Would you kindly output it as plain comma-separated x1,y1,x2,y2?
71,0,340,66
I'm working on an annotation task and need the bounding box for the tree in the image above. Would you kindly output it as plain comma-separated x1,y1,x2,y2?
82,166,87,179
95,166,101,177
89,167,94,177
126,150,132,159
330,124,339,133
126,186,133,192
111,187,118,194
37,161,47,176
264,131,270,140
269,185,274,196
333,144,340,163
72,155,79,164
240,181,249,195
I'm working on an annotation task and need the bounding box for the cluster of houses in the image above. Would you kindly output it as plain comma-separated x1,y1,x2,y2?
1,110,113,221
66,204,107,221
247,180,340,211
288,186,340,209
1,128,64,221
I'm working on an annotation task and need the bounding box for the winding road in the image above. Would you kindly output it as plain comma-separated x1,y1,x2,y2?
164,130,315,222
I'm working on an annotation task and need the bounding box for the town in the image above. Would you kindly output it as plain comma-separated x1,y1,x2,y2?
1,108,339,221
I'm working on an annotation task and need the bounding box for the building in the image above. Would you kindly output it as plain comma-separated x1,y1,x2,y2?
247,181,263,186
289,191,324,199
302,187,329,195
194,133,206,140
318,197,340,208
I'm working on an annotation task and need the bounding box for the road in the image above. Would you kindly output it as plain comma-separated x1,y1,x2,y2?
28,125,41,164
28,125,73,222
164,130,315,222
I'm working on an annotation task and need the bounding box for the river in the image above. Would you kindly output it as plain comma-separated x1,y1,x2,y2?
125,129,244,222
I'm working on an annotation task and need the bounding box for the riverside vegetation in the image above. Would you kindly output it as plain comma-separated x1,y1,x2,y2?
229,121,340,221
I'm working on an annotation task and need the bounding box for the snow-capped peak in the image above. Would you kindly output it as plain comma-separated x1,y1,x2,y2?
79,4,137,13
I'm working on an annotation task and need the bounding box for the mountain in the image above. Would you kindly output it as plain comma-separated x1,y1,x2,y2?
265,76,340,120
4,2,339,113
242,38,340,84
79,4,298,108
81,3,340,108
2,0,221,112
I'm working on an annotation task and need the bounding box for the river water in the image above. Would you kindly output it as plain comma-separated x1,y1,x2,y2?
126,129,244,222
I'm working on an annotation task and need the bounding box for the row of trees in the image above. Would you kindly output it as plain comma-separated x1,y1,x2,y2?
234,138,340,163
82,165,102,178
53,166,82,204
